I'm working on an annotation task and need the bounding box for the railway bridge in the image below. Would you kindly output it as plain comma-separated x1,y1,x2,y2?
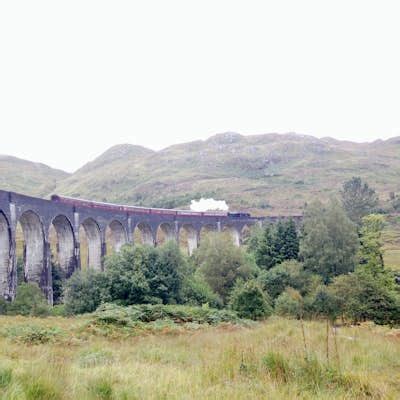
0,190,265,303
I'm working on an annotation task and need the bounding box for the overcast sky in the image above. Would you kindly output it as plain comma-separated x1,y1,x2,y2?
1,1,400,172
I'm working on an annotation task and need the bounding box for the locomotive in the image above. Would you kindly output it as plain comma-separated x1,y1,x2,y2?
50,195,251,218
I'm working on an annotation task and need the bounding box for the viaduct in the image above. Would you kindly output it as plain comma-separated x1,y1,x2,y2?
0,189,273,304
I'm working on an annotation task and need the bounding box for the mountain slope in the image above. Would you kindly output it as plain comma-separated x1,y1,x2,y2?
53,133,400,215
0,155,69,197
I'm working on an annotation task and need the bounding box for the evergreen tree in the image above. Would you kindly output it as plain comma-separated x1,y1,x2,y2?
229,279,273,320
252,220,299,270
253,224,278,270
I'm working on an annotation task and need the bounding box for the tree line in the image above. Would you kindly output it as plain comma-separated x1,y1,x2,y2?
1,177,399,326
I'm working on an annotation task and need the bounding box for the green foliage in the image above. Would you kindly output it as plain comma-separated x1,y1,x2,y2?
251,219,299,270
0,366,12,389
300,200,359,282
194,232,258,303
328,267,400,325
51,262,66,305
358,214,385,272
104,242,187,306
180,273,222,308
0,297,8,315
145,241,186,304
341,177,378,225
103,245,152,306
2,325,63,345
229,279,273,320
305,285,340,321
63,270,109,315
8,283,50,317
274,288,303,318
93,303,242,326
257,260,320,301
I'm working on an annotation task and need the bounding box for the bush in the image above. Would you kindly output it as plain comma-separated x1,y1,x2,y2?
63,270,109,315
275,288,303,318
92,303,243,326
180,273,222,308
258,260,321,301
194,232,258,303
2,325,64,345
7,283,50,317
229,280,273,320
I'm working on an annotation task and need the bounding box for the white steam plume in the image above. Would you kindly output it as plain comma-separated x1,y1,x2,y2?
190,198,229,212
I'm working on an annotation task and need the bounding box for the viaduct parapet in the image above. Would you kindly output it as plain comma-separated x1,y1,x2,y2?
1,190,285,303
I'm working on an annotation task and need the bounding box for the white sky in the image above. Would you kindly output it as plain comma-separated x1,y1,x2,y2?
1,1,400,172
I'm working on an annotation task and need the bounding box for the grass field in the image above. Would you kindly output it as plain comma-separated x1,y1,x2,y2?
0,315,399,399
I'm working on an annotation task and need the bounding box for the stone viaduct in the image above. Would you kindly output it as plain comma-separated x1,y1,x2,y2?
0,190,269,304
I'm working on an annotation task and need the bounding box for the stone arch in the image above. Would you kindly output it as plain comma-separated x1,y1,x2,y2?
18,210,45,286
156,222,175,246
179,224,199,255
50,215,76,277
0,211,11,298
134,222,154,246
106,220,128,253
80,218,102,270
222,224,241,246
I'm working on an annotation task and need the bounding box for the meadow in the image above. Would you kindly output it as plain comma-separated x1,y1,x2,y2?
0,315,399,400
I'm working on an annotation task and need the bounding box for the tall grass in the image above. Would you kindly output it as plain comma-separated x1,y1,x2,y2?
0,315,398,399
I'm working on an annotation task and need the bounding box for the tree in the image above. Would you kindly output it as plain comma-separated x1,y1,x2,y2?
194,232,257,303
8,283,50,316
146,241,186,304
328,268,400,326
358,214,385,272
253,224,278,269
300,200,359,282
63,270,109,315
103,245,152,305
51,262,66,305
279,219,300,260
275,288,303,318
257,260,321,300
252,220,299,270
340,177,378,225
229,279,273,320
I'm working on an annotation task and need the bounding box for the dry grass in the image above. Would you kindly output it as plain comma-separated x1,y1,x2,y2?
0,315,399,399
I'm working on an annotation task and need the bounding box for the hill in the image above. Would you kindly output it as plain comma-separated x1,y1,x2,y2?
0,155,69,197
53,133,400,215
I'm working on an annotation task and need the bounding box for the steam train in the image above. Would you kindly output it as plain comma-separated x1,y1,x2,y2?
51,195,251,218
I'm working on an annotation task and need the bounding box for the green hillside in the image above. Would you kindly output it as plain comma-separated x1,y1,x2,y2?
53,133,400,215
0,155,69,197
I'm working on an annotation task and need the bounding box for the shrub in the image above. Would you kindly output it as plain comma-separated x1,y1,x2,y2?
229,280,273,320
180,273,222,308
3,325,64,345
257,260,321,301
92,303,243,327
194,232,258,303
275,288,303,318
7,283,50,317
63,269,109,315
